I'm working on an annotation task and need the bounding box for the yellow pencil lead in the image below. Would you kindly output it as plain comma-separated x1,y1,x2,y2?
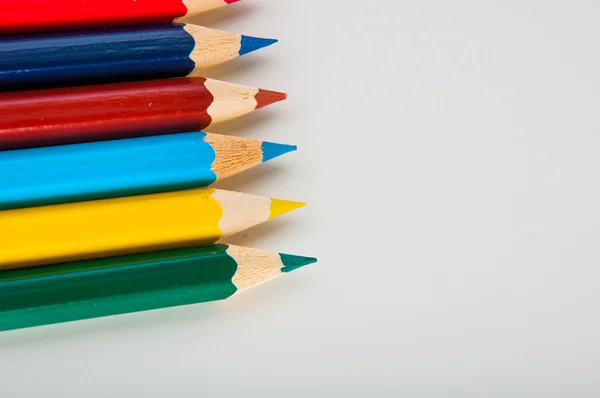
269,199,306,220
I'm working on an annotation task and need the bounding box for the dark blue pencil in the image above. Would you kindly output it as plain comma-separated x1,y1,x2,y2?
0,23,277,90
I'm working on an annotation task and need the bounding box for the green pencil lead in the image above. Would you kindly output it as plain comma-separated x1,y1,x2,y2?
279,254,317,273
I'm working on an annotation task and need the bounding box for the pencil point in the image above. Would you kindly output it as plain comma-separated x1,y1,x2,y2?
239,36,278,56
261,141,297,163
269,199,306,220
255,89,287,109
279,254,318,273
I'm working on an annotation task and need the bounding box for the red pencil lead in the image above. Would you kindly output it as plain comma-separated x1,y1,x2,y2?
255,89,288,109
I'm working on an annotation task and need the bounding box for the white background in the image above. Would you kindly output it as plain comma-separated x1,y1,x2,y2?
2,1,600,396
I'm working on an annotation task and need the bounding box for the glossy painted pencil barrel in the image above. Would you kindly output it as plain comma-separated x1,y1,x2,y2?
0,77,287,150
0,24,276,90
0,188,305,270
0,244,317,331
1,0,240,35
0,132,296,210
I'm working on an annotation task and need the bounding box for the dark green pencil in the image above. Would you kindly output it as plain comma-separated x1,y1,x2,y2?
0,244,316,331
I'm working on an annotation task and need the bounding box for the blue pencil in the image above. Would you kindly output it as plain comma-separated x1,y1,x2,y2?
0,132,296,210
0,24,277,90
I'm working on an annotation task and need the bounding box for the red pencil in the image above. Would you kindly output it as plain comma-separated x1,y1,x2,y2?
0,77,286,150
1,0,240,35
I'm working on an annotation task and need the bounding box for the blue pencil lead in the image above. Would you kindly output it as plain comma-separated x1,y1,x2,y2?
239,36,278,56
261,141,297,162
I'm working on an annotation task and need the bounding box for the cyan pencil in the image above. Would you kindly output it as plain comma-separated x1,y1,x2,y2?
0,131,296,210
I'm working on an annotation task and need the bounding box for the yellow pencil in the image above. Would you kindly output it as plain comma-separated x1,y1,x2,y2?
0,188,305,270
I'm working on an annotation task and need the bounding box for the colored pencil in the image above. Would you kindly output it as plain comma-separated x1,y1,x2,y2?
0,77,287,150
0,132,296,211
0,24,276,90
0,188,305,270
0,244,316,331
1,0,241,35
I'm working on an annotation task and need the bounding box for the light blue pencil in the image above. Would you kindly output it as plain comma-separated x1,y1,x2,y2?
0,132,295,210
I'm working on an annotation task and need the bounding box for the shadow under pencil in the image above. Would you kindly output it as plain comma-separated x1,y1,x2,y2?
212,163,284,192
207,109,280,137
222,217,298,247
200,56,266,82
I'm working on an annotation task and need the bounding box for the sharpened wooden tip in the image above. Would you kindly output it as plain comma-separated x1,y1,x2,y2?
269,199,306,220
176,0,242,23
204,133,263,180
255,89,288,109
204,79,285,124
227,245,317,293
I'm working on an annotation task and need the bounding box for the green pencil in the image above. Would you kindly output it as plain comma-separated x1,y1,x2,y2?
0,244,316,331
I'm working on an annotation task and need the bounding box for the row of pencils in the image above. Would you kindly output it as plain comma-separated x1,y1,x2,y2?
0,0,315,332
